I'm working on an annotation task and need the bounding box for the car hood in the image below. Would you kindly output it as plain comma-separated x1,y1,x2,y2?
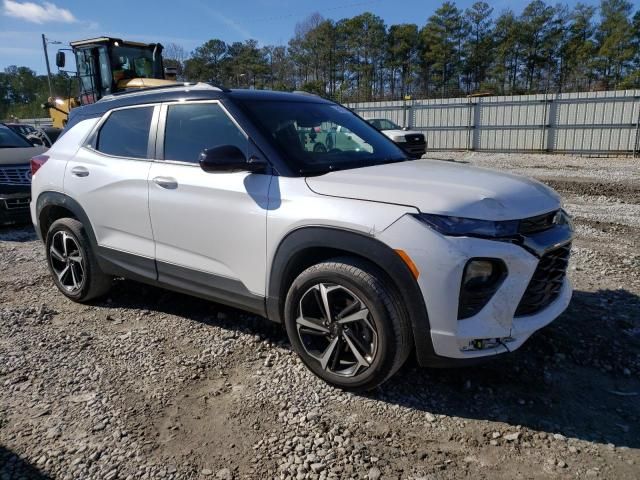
382,129,424,139
0,146,46,165
305,159,561,221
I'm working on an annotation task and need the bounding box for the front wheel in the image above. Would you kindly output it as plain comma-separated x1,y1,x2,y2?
284,258,412,391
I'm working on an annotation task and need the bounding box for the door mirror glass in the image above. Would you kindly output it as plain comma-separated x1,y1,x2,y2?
199,145,266,173
55,51,65,68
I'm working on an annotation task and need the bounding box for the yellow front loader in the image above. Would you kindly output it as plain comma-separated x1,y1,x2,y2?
45,37,178,129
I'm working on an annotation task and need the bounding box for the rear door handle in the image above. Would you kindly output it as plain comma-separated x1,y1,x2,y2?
70,166,89,177
152,176,178,189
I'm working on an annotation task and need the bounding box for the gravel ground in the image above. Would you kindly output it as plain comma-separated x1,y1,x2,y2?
1,152,639,480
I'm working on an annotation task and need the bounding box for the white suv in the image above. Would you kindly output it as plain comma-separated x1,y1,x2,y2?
31,84,573,390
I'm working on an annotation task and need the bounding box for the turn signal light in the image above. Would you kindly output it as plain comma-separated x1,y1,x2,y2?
395,249,420,279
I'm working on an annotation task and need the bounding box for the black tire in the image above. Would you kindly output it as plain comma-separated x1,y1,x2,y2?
284,257,412,391
45,218,112,302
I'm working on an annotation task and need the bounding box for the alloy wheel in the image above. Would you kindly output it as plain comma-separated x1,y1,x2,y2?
49,231,85,294
295,283,378,377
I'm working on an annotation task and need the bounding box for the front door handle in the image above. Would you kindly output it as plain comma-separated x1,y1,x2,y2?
152,176,178,189
70,166,89,177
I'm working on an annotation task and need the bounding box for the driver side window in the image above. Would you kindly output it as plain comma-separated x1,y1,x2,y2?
163,103,247,163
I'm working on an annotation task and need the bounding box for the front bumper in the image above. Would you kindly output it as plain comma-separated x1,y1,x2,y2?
377,214,572,364
399,142,426,158
0,188,31,226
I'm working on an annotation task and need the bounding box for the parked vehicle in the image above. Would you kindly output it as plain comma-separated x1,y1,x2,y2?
0,124,46,225
5,123,38,137
45,36,177,129
5,123,62,148
367,118,426,159
31,84,573,390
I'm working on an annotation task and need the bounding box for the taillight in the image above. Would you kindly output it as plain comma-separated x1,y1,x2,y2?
31,155,49,176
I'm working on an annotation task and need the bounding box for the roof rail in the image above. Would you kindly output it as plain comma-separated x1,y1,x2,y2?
206,83,232,92
292,90,322,97
99,82,223,102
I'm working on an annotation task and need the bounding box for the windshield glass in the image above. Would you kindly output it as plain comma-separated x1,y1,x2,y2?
368,118,401,130
110,45,162,82
0,125,32,148
238,100,407,174
9,125,35,136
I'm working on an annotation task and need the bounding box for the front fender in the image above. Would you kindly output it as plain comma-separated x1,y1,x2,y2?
266,226,437,364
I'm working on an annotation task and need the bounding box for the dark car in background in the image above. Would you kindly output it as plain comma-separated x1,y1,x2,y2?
6,123,38,137
6,123,61,148
0,124,46,226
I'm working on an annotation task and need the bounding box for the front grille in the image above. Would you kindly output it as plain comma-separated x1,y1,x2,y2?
405,134,425,144
4,197,30,210
519,211,558,234
0,166,32,185
515,243,571,316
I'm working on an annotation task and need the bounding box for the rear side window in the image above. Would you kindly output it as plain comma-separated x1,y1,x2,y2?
163,103,247,163
96,106,153,158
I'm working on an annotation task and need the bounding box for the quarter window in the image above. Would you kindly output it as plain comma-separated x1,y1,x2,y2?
163,103,247,163
96,106,153,158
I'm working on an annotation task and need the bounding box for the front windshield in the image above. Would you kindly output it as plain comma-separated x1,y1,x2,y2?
369,118,401,130
238,100,407,174
110,45,162,82
0,125,32,148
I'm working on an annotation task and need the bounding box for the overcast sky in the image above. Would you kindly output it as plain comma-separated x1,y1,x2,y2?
0,0,602,74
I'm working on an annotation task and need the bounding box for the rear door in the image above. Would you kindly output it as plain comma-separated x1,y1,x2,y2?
147,101,271,308
64,104,158,279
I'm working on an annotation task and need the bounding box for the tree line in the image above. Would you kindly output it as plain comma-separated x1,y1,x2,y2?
1,0,639,120
173,0,640,101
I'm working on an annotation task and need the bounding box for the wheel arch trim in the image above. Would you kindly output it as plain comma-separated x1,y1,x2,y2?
35,191,98,246
266,225,438,362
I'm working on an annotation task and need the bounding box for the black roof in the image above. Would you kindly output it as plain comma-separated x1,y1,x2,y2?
64,84,334,140
75,84,331,117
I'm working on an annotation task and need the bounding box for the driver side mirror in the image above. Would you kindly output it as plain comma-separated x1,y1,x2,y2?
55,51,65,68
199,145,267,173
402,126,409,131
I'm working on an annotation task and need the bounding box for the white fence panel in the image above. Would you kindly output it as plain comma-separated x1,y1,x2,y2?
348,89,640,156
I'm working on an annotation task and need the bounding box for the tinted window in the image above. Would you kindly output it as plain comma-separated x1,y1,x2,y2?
0,125,32,148
164,103,247,163
237,100,406,174
97,107,153,158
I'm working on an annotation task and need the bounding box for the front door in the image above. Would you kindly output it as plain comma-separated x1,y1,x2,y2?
148,101,271,309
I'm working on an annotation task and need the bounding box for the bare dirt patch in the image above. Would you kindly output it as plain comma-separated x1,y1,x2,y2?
1,153,639,479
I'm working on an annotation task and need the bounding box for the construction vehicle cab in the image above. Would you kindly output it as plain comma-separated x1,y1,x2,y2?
47,37,176,128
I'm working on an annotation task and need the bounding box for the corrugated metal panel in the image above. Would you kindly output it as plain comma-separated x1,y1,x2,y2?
347,89,640,156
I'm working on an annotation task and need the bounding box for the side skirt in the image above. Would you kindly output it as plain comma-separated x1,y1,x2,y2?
96,246,266,317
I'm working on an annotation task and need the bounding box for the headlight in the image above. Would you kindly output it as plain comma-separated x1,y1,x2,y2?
412,213,520,238
554,209,573,228
391,135,406,143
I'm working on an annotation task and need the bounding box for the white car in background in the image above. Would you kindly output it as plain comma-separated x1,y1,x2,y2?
367,118,426,159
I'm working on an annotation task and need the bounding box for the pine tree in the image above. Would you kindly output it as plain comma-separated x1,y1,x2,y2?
595,0,635,88
419,1,467,96
463,1,494,93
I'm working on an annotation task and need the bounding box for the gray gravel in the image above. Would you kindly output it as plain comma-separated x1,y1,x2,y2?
1,152,639,479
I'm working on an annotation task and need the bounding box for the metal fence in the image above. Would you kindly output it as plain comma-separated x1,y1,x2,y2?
347,89,640,157
2,117,53,127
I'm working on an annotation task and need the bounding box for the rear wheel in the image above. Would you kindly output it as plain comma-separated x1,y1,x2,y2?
284,257,412,391
45,218,112,302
